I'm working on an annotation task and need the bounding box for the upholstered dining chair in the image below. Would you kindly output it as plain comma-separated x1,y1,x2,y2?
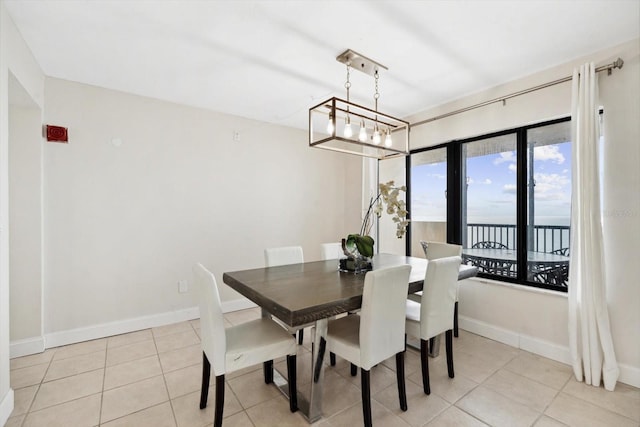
193,263,298,427
413,240,463,337
265,246,309,345
316,265,411,427
320,242,345,367
320,242,345,260
405,256,461,395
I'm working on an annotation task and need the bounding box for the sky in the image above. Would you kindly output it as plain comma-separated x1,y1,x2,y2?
411,142,572,226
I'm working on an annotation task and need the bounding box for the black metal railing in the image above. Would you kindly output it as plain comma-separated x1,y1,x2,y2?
464,222,570,290
465,223,570,253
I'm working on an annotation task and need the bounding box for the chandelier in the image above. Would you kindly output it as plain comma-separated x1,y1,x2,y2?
309,49,409,160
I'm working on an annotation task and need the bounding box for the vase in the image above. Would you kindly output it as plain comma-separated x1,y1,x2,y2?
339,238,373,274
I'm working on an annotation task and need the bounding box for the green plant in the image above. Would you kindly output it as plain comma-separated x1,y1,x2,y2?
345,181,409,258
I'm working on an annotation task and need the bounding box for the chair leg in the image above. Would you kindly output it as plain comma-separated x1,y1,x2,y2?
420,339,431,395
263,360,273,384
286,354,298,412
314,337,326,383
200,352,211,409
454,301,459,337
214,374,225,427
446,329,454,378
395,352,408,411
360,368,372,427
429,337,436,354
298,328,304,345
330,352,336,366
350,363,358,376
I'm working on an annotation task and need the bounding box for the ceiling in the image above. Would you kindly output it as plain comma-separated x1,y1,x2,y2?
5,0,639,130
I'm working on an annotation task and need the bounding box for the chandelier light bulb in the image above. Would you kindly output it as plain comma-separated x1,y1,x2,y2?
373,127,381,145
358,121,367,142
344,117,353,138
326,113,334,134
385,129,392,147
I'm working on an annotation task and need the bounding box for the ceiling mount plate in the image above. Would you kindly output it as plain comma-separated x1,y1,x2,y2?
336,49,388,76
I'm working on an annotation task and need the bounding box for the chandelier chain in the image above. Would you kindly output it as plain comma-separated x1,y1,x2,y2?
374,69,380,113
345,64,351,103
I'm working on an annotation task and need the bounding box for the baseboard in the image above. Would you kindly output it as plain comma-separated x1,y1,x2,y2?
618,362,640,389
40,298,257,351
10,336,45,359
45,306,200,349
460,315,639,388
0,389,14,427
519,333,571,365
222,298,257,313
458,315,520,348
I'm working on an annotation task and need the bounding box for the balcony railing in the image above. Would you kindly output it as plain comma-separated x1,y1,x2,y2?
465,223,570,253
464,223,570,290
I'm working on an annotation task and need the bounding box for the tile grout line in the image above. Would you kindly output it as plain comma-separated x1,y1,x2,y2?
17,349,57,427
98,341,108,426
153,324,180,427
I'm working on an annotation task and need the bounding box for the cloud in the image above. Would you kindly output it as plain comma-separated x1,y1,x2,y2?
428,173,446,180
534,145,565,164
467,177,492,185
533,173,570,201
494,151,516,165
503,184,517,194
508,163,517,173
535,173,570,188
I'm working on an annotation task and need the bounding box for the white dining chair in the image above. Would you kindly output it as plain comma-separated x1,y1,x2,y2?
320,242,345,260
405,256,461,395
414,240,463,337
316,265,411,426
193,263,298,426
320,242,346,367
265,246,309,345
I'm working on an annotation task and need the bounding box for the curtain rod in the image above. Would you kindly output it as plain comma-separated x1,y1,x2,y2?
411,58,624,128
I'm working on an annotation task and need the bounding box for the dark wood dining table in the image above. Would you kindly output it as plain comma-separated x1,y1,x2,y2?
223,253,478,422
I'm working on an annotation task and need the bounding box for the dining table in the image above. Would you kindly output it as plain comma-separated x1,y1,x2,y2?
462,248,569,284
223,252,478,423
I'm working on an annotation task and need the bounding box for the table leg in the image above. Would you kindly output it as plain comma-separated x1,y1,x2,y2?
307,318,327,422
261,308,326,423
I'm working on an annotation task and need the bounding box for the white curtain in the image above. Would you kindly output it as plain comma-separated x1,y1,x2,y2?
568,62,618,391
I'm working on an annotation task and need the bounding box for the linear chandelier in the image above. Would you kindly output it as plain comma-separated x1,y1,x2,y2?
309,49,409,160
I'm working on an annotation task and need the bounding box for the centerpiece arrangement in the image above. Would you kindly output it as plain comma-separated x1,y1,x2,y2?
340,180,409,273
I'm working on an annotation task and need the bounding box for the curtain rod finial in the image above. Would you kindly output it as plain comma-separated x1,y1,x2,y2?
613,58,624,70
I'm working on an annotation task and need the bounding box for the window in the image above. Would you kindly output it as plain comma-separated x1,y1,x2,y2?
407,117,571,291
408,147,447,257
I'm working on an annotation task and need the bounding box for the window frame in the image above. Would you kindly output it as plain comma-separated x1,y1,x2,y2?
405,116,571,292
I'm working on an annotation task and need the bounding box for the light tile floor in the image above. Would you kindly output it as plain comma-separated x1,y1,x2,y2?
7,307,639,427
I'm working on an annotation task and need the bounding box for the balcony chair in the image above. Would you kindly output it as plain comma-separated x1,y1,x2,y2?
413,241,463,337
468,241,514,277
193,263,298,427
265,246,311,345
405,256,461,395
471,241,508,249
315,265,411,427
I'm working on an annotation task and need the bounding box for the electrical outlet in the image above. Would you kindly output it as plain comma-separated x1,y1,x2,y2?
233,131,240,142
178,280,188,293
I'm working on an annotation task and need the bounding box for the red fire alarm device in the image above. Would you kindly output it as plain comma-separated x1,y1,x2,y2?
46,125,68,143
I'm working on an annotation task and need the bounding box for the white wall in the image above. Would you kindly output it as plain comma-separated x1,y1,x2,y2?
0,1,45,424
40,77,362,343
9,101,43,347
381,38,640,387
